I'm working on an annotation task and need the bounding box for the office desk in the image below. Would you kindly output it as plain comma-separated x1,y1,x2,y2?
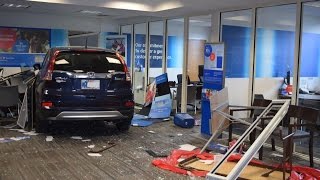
279,93,320,100
170,84,203,100
279,93,320,109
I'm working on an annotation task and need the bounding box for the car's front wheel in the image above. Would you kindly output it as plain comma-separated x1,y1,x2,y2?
116,119,132,132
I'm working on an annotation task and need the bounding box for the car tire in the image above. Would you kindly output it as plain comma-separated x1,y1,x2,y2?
116,119,131,132
34,112,49,133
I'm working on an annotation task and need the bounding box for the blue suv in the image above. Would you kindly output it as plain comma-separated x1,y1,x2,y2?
33,47,134,133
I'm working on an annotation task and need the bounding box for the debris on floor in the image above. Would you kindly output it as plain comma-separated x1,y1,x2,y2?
87,153,102,157
88,145,95,149
23,131,39,136
0,136,31,143
145,149,168,157
82,139,91,142
179,144,197,151
88,142,116,153
46,136,54,142
71,136,83,140
148,131,156,134
152,149,213,177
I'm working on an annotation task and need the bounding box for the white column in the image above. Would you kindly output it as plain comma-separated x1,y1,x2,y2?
181,17,189,113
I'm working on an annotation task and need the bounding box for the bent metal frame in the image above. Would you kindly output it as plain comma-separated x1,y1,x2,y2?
206,99,290,180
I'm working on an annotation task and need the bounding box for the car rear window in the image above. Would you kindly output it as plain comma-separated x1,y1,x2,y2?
54,51,124,73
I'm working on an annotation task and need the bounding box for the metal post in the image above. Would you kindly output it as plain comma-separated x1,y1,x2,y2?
181,17,189,113
249,8,257,106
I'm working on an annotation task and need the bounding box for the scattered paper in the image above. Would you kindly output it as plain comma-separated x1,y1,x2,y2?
23,131,39,136
148,131,156,134
82,139,91,142
17,129,27,133
71,136,83,140
179,144,197,151
46,136,54,142
87,153,102,157
213,154,224,162
10,136,30,141
88,145,95,149
151,142,156,144
199,160,214,165
195,119,201,126
103,146,106,148
1,136,31,143
177,133,183,136
271,153,283,158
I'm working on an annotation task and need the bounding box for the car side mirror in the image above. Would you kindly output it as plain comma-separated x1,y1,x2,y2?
33,63,41,70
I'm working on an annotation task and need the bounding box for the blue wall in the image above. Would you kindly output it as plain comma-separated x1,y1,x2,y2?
222,25,320,78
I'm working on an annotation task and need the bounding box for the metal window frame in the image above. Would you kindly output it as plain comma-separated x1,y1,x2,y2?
206,99,290,180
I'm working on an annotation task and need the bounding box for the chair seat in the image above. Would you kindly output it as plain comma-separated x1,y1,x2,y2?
274,128,310,138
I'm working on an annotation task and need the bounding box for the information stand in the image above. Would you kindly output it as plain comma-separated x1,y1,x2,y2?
201,43,225,135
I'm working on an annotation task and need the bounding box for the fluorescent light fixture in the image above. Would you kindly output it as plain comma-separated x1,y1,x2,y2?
225,15,250,22
2,3,30,8
154,1,183,12
104,1,150,11
305,1,320,8
79,10,102,15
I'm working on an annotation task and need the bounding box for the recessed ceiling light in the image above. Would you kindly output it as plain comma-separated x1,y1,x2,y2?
2,3,30,8
79,10,102,15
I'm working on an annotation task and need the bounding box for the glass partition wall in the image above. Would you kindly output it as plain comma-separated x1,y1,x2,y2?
133,23,147,105
149,21,164,83
221,10,253,108
253,5,297,101
298,2,320,110
167,19,184,82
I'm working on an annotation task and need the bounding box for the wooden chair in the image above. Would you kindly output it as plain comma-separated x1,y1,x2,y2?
228,98,272,144
270,105,319,167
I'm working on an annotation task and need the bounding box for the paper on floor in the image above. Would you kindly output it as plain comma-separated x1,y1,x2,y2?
88,145,95,149
82,139,91,142
148,131,156,134
199,160,214,165
71,136,83,140
46,136,54,142
179,144,197,151
23,131,39,136
87,153,102,157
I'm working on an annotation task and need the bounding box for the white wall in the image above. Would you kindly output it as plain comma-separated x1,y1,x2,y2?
0,11,118,32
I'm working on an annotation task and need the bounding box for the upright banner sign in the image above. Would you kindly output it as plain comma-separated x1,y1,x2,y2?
201,43,225,135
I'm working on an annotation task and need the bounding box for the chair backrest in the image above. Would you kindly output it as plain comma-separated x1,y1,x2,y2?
186,85,197,104
0,85,20,107
286,105,319,124
176,85,197,104
281,105,319,129
9,76,27,94
177,74,191,85
251,98,272,117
